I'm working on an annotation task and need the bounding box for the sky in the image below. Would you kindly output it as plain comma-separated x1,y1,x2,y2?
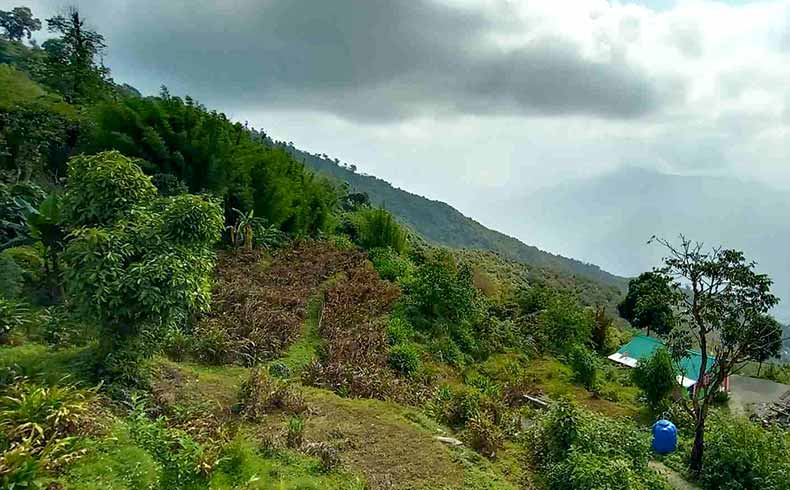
8,0,790,303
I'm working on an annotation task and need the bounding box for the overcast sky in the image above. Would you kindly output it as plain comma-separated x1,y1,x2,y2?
10,0,790,278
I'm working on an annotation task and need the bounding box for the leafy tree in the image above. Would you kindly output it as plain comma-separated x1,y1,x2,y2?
592,305,612,353
62,151,223,382
632,347,676,413
406,249,477,325
652,236,780,473
618,272,675,337
42,8,111,102
0,7,41,42
519,283,593,352
747,314,783,376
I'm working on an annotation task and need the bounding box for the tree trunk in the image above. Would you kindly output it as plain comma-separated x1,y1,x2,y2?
690,415,706,473
757,361,763,377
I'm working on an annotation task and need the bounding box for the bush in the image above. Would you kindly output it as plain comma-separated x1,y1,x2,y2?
355,208,408,253
528,398,668,490
286,416,305,448
701,416,790,490
0,379,100,485
465,412,504,458
0,299,34,343
127,397,216,488
632,347,676,413
388,343,421,376
237,368,307,421
162,327,192,362
369,246,413,282
568,345,600,390
2,246,44,285
0,252,23,299
190,320,233,365
386,317,414,346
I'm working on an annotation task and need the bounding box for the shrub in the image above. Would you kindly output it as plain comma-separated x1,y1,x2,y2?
701,416,790,490
568,345,600,390
386,317,414,346
388,343,421,376
0,379,100,485
304,441,341,472
465,412,504,458
528,398,667,490
286,416,305,448
162,327,192,362
189,320,233,365
62,151,158,227
369,246,414,282
0,252,23,299
269,361,292,379
0,299,34,343
355,208,408,253
127,397,216,488
2,246,44,284
62,151,223,382
632,347,676,413
237,368,307,421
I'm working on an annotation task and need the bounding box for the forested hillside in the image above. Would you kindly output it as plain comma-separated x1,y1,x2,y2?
1,6,789,490
288,148,628,292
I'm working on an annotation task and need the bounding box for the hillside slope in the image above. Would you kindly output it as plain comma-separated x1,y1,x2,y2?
286,147,628,294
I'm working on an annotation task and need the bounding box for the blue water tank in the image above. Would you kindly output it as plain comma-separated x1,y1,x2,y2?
652,419,678,454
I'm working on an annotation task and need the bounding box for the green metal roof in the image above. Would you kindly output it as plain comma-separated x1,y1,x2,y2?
614,335,715,384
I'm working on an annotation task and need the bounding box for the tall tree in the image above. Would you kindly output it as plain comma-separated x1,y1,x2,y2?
652,236,779,473
747,314,783,376
618,271,675,336
0,7,41,42
42,8,111,102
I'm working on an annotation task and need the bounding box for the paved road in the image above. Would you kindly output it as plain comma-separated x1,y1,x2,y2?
728,375,790,416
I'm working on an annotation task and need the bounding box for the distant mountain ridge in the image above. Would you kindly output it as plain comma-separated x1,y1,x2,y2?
283,146,629,294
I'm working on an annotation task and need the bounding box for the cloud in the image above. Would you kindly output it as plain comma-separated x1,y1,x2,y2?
25,0,677,122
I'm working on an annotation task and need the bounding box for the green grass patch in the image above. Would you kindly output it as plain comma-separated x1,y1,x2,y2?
0,342,97,385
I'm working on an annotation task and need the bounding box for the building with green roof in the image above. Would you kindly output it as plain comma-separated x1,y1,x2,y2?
608,335,728,392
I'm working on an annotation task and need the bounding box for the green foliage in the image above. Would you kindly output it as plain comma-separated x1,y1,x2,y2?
406,249,478,327
632,348,676,413
62,151,222,381
41,8,113,103
62,151,157,227
387,343,421,376
0,298,33,342
368,246,414,282
83,94,338,236
354,208,408,253
0,251,23,298
546,451,669,490
0,378,99,486
568,345,600,390
0,180,44,249
529,398,667,490
701,416,790,490
127,398,214,489
618,271,676,336
386,317,415,346
0,7,41,41
519,283,594,352
286,416,305,449
151,173,188,196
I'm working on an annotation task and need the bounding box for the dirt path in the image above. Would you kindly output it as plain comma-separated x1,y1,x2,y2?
649,461,701,490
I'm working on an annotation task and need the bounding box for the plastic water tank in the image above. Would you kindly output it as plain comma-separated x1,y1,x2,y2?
652,419,678,454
